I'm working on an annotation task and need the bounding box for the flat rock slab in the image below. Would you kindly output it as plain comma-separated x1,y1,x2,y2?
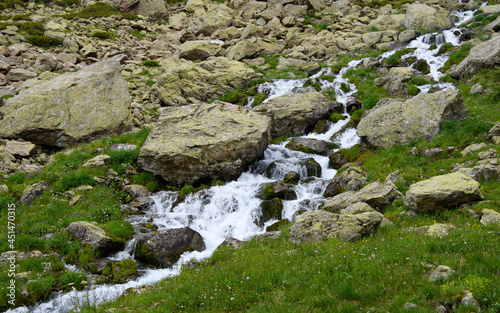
404,172,483,214
138,101,270,185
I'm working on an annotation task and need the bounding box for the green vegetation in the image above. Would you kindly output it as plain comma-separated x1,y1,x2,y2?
439,44,472,73
343,67,389,110
131,31,146,40
352,0,412,9
105,220,135,241
142,60,160,67
407,84,420,96
61,3,140,20
92,31,116,40
384,48,414,66
59,272,88,292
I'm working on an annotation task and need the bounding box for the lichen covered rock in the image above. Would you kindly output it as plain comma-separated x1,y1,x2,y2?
289,209,384,244
0,60,131,148
254,92,341,138
67,221,125,256
357,89,468,149
404,173,483,214
138,101,270,185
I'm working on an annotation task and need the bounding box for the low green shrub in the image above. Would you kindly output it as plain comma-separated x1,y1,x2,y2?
53,172,95,193
407,84,420,96
59,272,88,291
26,35,63,47
62,3,139,20
92,31,115,40
105,220,134,240
112,259,137,283
142,60,160,67
25,277,56,303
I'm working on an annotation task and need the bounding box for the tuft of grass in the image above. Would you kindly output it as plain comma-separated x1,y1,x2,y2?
61,3,140,20
105,220,135,241
439,44,472,73
26,35,63,48
59,272,88,292
142,60,160,67
53,172,95,193
92,31,116,40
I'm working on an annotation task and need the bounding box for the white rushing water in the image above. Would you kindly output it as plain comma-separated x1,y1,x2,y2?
9,8,477,313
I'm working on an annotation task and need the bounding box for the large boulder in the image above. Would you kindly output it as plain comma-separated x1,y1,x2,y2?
285,137,328,156
135,227,205,268
152,57,256,106
5,140,35,157
178,40,223,61
187,4,233,36
0,61,131,148
457,158,500,183
323,163,367,197
449,36,500,79
138,101,270,185
226,38,285,61
289,210,384,244
253,92,341,138
67,221,125,256
114,0,167,18
402,4,452,31
322,180,402,213
357,89,468,149
404,173,484,214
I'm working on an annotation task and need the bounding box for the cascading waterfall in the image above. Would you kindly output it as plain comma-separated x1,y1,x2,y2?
8,8,477,313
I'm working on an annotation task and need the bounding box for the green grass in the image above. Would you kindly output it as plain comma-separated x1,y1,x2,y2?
142,60,160,67
343,67,389,110
384,48,414,66
79,212,499,312
439,44,472,73
92,31,116,40
105,220,135,241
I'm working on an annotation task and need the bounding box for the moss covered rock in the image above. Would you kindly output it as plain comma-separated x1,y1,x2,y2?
138,101,270,185
285,137,328,155
450,35,500,79
0,60,131,148
404,173,484,214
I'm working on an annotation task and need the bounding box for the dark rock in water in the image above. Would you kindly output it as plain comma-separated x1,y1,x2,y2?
67,221,125,257
257,182,297,200
415,59,430,74
346,99,362,114
135,227,206,268
266,158,322,179
266,219,290,232
283,171,300,184
323,163,367,197
258,198,284,226
128,196,155,211
286,137,329,156
459,29,477,42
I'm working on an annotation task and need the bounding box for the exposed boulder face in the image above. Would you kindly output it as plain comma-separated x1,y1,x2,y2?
253,92,342,138
123,184,151,198
367,14,405,31
357,89,468,149
113,0,167,18
340,202,376,215
5,140,35,157
178,40,223,61
152,57,257,107
449,35,500,79
404,173,484,214
480,209,500,226
67,221,125,257
429,265,456,282
322,180,402,213
323,163,367,197
285,137,328,156
289,209,384,244
0,61,131,148
135,227,206,268
226,38,285,61
20,181,49,205
187,4,234,36
83,155,112,168
402,4,452,31
137,101,270,185
457,158,500,183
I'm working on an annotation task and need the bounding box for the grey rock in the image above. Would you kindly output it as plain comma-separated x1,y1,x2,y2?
450,35,500,79
285,137,328,155
429,265,455,281
20,181,50,205
5,140,35,157
135,227,205,267
67,221,124,256
83,155,112,168
6,68,37,81
480,209,500,226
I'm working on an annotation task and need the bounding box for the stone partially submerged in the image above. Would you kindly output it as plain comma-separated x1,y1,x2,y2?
404,173,484,214
289,209,384,244
137,101,270,185
357,89,468,149
0,60,131,148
